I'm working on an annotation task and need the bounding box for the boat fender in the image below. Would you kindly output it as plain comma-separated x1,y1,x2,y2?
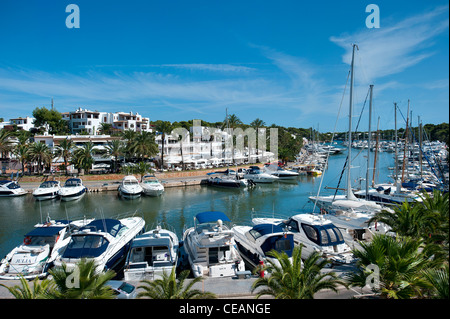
24,236,32,245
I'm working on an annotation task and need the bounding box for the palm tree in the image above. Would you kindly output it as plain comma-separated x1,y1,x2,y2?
345,234,431,299
137,267,216,299
131,131,159,162
105,139,124,173
368,201,426,238
422,264,449,299
223,113,243,130
13,144,30,175
134,161,153,182
71,142,96,174
418,190,449,245
99,122,113,135
369,190,449,247
0,276,54,299
251,245,346,299
55,138,75,175
29,142,52,174
154,121,173,169
250,118,266,157
0,129,13,158
121,129,137,160
46,258,116,299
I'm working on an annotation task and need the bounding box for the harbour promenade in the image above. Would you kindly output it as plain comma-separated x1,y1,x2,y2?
14,165,262,193
0,263,373,299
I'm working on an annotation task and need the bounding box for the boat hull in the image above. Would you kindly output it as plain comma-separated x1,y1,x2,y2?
59,188,86,201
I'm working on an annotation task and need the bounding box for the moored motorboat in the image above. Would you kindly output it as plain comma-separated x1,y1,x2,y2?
252,213,356,264
32,180,61,201
0,217,91,280
232,223,295,270
140,174,164,197
243,166,279,183
182,211,245,278
58,178,87,201
264,164,299,180
0,180,27,197
124,223,179,281
53,216,145,273
207,174,251,188
118,175,143,199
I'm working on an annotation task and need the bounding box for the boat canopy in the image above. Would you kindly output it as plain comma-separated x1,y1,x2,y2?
25,226,66,237
300,223,345,247
195,211,231,224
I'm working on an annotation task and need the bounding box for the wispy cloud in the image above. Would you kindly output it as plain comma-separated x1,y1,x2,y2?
92,63,256,73
330,5,449,83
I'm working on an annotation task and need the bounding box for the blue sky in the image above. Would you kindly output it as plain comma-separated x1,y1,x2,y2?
0,0,448,132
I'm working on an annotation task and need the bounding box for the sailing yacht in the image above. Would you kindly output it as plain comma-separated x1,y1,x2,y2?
309,44,382,215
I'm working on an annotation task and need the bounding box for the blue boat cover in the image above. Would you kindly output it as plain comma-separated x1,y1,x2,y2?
25,226,66,237
195,211,231,224
252,223,285,236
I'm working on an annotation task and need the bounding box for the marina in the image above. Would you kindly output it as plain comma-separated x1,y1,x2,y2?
0,136,448,299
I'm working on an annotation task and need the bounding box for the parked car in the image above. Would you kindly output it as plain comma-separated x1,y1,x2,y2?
107,280,137,299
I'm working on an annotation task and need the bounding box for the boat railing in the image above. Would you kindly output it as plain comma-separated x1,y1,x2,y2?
250,210,290,222
145,221,178,236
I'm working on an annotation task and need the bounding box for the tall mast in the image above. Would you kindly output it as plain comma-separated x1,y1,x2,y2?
401,99,410,184
346,44,358,201
419,116,423,179
372,116,380,187
394,102,399,192
365,84,373,199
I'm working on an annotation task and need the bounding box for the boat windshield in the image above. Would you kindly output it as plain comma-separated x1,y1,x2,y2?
62,234,109,258
40,181,58,188
7,182,21,189
64,179,81,187
301,223,344,246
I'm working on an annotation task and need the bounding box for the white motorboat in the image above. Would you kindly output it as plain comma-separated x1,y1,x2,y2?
140,174,164,197
0,180,27,197
0,217,91,280
318,202,393,243
118,175,143,199
232,223,295,269
32,180,61,201
207,174,251,188
124,224,179,281
354,183,423,205
54,216,145,273
58,178,87,201
264,164,299,180
252,213,356,264
182,211,245,278
243,166,279,183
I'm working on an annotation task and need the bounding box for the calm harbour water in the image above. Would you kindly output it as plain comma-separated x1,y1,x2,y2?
0,146,395,256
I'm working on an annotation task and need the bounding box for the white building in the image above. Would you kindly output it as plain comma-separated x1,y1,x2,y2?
64,108,151,135
0,116,36,131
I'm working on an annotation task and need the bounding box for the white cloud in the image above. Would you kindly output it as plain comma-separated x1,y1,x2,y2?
330,5,449,83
